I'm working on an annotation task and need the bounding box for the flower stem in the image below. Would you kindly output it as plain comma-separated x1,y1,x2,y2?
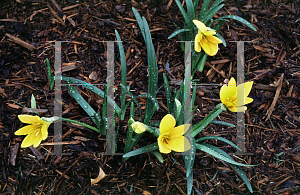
60,118,100,133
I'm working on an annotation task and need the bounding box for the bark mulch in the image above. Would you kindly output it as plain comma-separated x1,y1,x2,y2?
0,0,300,194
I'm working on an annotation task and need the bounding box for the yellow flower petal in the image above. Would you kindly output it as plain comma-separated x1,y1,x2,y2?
15,125,35,135
165,136,191,152
21,133,36,148
203,30,216,36
41,124,49,140
206,35,223,44
200,38,211,55
226,78,237,98
245,97,253,104
220,84,228,103
33,132,42,147
236,81,253,97
194,33,202,52
208,42,219,56
193,20,207,32
169,124,191,137
18,115,43,124
158,135,171,154
159,114,176,134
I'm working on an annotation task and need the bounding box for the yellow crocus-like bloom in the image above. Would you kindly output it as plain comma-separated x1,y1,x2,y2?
220,78,254,112
15,115,51,148
193,20,223,56
157,114,191,153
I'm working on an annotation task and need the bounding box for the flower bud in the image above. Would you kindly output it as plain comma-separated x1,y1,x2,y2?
128,117,135,126
131,122,146,134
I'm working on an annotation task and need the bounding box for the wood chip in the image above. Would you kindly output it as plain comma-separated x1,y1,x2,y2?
265,73,284,120
29,146,44,161
5,33,35,51
9,144,19,166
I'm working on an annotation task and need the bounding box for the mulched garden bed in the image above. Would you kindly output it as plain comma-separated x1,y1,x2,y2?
0,0,300,194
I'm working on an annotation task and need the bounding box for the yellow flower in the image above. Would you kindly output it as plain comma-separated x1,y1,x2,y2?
193,20,223,56
220,78,254,112
157,114,191,153
15,115,51,148
131,122,146,134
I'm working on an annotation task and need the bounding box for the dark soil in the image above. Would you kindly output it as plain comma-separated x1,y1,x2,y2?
0,0,300,194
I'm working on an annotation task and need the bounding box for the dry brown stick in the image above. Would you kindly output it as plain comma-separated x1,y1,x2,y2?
47,3,66,26
205,62,226,79
166,0,173,11
50,0,62,12
0,19,17,22
5,33,35,51
265,73,284,121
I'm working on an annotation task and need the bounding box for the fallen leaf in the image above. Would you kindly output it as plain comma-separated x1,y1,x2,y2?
142,191,152,195
91,167,106,185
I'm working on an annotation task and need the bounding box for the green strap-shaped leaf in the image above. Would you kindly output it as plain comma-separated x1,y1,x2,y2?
213,19,227,32
209,0,225,13
190,80,197,112
145,125,160,137
193,0,200,17
186,0,195,22
46,58,54,90
197,53,207,72
196,143,256,167
174,98,182,121
199,0,212,20
198,143,254,192
128,133,144,156
202,4,224,25
136,93,159,111
124,102,135,156
132,7,145,40
192,103,226,137
215,33,226,47
183,137,195,195
174,0,191,28
123,142,159,158
115,30,127,120
149,121,160,127
61,76,121,117
216,148,254,193
210,120,235,127
130,101,135,119
120,83,142,116
191,51,204,76
168,29,191,39
31,94,36,109
183,137,196,177
218,15,257,31
151,151,164,163
143,17,158,125
67,85,102,134
187,170,193,195
163,73,172,114
196,136,241,151
101,86,107,135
